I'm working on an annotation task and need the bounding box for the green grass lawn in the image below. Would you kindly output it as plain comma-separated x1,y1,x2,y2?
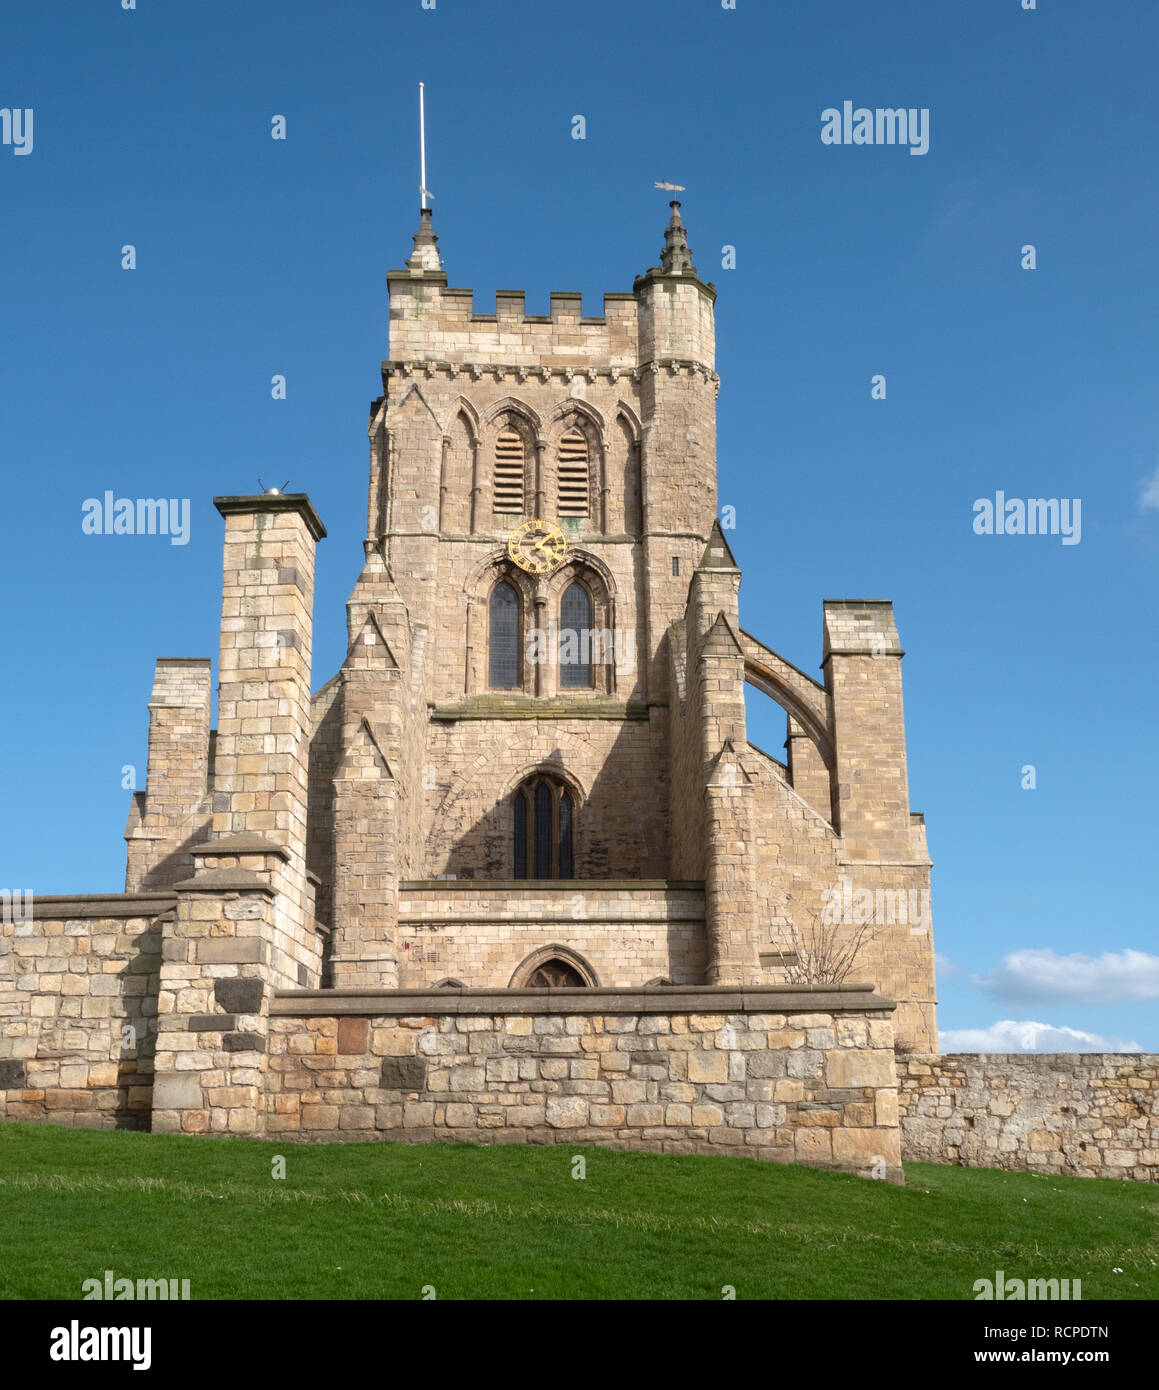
1,1121,1156,1300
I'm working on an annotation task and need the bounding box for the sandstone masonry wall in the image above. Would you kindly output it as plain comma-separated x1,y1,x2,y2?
898,1053,1159,1181
395,882,706,988
0,898,168,1129
265,985,902,1180
422,717,669,881
124,658,213,890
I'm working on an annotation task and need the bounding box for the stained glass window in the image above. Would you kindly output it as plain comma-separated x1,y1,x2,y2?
489,581,520,689
560,582,592,688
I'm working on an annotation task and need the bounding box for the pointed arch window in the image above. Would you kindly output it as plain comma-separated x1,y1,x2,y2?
513,774,575,880
489,581,521,689
557,428,590,517
559,581,593,689
493,427,526,515
526,958,585,987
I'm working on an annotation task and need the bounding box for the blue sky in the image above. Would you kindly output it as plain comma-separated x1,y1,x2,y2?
2,0,1156,1050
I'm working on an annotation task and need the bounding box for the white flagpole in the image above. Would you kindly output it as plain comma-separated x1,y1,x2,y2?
419,82,427,208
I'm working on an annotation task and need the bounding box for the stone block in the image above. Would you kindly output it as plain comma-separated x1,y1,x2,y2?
336,1018,369,1054
0,1060,27,1089
228,1108,259,1134
832,1128,899,1166
546,1096,589,1128
825,1050,895,1089
43,1090,94,1111
188,1014,235,1032
688,1050,728,1084
196,939,265,965
152,1075,203,1110
743,1051,788,1080
794,1126,832,1161
206,1086,252,1108
380,1057,427,1090
301,1105,340,1131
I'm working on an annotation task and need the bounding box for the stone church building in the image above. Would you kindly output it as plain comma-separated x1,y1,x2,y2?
126,201,935,1045
2,204,941,1174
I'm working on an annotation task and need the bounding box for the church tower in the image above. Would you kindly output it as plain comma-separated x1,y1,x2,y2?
126,202,938,1051
309,200,719,992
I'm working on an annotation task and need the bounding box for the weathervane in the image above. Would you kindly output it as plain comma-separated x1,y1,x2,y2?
654,181,686,192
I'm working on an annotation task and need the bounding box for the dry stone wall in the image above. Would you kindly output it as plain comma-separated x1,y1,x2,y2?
898,1053,1159,1181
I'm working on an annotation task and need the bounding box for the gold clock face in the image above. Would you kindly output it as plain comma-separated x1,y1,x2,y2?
507,519,568,575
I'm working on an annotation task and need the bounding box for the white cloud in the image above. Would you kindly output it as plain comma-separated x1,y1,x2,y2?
939,1019,1143,1053
975,948,1159,1005
1140,461,1159,514
934,953,963,979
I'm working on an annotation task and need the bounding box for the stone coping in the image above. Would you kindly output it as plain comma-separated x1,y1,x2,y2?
907,1052,1158,1065
190,834,291,860
12,892,177,920
213,493,327,542
429,697,649,722
398,916,706,926
737,626,825,692
633,268,718,303
271,982,896,1018
399,880,705,893
188,834,289,856
171,870,276,895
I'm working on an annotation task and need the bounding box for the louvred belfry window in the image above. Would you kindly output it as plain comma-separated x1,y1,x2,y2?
493,427,526,514
557,428,590,518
